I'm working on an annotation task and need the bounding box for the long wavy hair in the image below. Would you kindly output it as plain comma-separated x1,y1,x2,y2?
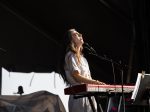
59,29,83,85
66,29,83,63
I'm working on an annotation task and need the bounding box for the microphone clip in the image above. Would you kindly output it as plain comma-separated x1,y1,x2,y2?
84,43,97,54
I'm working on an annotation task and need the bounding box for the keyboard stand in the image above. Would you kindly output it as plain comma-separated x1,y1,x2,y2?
94,95,104,112
88,96,97,112
74,94,104,112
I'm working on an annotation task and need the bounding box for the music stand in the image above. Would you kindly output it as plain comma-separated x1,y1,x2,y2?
131,72,150,106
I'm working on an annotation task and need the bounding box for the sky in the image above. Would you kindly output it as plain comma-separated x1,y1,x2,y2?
2,68,69,112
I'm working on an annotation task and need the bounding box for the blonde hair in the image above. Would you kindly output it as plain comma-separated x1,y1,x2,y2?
67,29,83,64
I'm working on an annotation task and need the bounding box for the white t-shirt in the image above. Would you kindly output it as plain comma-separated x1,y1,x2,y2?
64,51,97,112
64,51,92,85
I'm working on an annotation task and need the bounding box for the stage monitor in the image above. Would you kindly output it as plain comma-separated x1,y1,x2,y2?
131,72,150,105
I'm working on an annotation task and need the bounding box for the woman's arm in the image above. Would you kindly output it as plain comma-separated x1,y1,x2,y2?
72,70,106,85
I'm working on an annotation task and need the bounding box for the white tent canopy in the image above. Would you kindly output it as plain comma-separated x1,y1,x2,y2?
1,68,69,112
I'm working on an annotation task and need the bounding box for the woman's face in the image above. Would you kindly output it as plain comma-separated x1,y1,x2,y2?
70,29,84,46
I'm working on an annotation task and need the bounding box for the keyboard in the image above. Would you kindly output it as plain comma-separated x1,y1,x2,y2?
64,84,135,95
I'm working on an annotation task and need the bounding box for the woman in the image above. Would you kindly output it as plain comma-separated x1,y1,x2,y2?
62,28,106,112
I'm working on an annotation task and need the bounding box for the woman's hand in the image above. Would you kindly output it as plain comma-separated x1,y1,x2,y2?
93,80,106,85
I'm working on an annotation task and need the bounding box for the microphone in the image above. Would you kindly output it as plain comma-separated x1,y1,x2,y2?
84,42,97,54
0,48,7,53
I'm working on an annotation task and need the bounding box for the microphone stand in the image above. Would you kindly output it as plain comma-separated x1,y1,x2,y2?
84,44,126,112
119,63,126,112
